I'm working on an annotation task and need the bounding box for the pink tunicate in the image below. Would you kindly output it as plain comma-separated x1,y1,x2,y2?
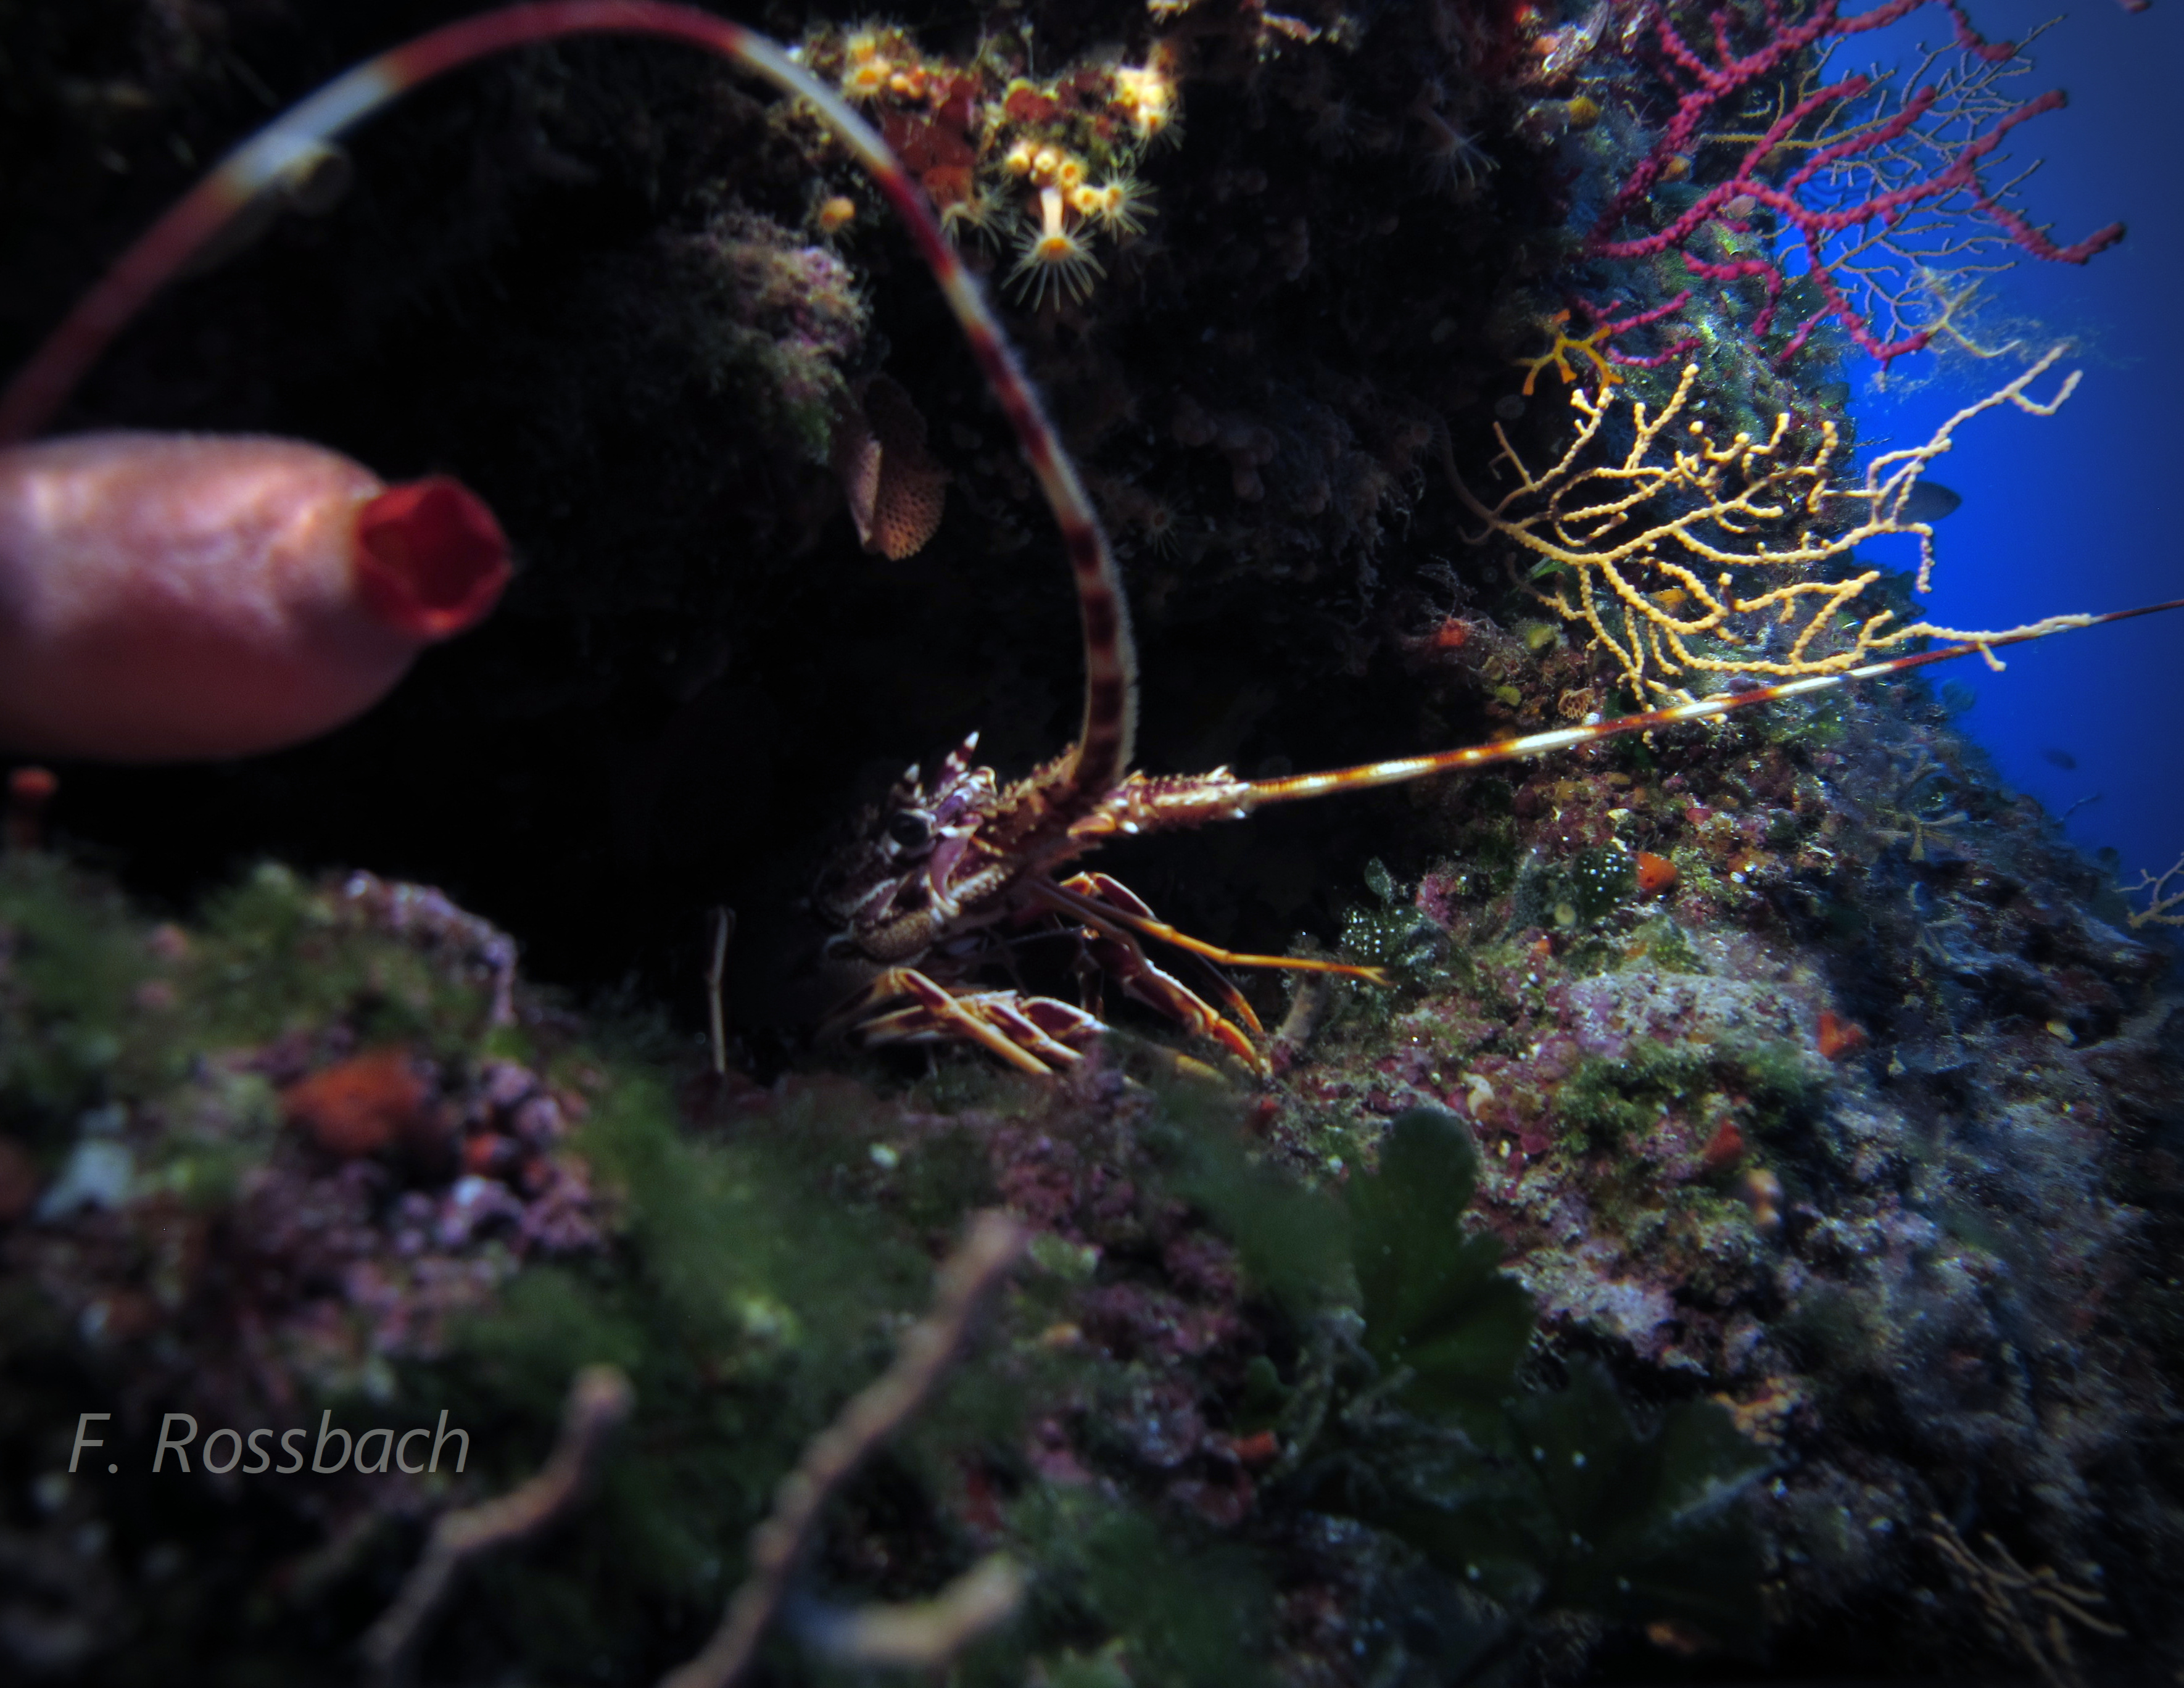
0,431,510,759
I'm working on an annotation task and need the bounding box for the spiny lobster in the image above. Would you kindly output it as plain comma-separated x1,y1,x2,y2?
804,589,2177,1075
6,2,2177,1076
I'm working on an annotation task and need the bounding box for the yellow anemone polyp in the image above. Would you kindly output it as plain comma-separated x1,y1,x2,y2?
1007,186,1103,309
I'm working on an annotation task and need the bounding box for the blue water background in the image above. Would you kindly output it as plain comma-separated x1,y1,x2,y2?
1829,0,2183,892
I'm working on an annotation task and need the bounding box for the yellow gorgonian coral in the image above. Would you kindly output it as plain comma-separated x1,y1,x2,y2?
1514,310,1622,396
1444,347,2095,703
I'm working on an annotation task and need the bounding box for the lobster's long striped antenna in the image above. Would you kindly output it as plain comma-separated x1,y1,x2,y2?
1236,597,2184,811
0,0,1138,801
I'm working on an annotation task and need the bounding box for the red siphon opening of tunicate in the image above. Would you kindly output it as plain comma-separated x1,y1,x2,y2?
351,476,513,641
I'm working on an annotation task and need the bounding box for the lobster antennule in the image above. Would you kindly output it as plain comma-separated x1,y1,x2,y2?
1234,597,2184,811
0,1,1136,797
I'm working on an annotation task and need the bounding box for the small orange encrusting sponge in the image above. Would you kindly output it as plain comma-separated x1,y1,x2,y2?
0,431,510,759
280,1046,432,1160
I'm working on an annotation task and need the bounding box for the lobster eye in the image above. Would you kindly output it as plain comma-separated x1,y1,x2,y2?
887,809,933,849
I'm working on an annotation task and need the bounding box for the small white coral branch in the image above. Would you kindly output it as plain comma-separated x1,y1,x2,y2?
365,1365,635,1681
660,1210,1027,1688
2124,853,2184,930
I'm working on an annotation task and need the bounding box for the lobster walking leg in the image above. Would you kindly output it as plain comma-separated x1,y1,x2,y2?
824,877,1320,1075
826,967,1104,1075
1037,875,1393,988
1035,872,1391,1074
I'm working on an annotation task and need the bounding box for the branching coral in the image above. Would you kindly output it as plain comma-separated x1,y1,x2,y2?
1871,745,1969,863
1923,1513,2124,1688
1444,345,2096,702
1515,293,1701,394
364,1365,636,1679
2122,853,2184,930
1587,0,2124,366
1690,19,2083,365
1515,309,1622,395
664,1212,1027,1688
